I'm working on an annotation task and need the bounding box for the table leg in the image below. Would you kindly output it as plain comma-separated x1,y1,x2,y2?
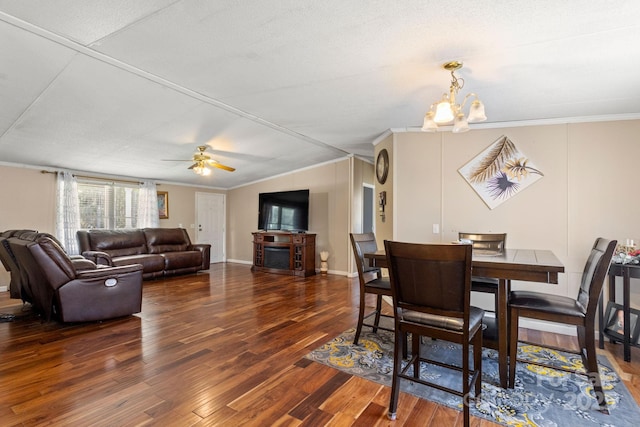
498,278,508,389
599,273,615,349
610,274,617,344
624,268,631,362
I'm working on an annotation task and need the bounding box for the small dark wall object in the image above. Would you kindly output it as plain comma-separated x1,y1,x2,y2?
378,191,386,221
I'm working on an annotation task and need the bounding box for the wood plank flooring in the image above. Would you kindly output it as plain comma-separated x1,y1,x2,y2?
1,263,639,426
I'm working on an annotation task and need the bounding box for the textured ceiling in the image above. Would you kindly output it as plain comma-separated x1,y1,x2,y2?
1,1,639,188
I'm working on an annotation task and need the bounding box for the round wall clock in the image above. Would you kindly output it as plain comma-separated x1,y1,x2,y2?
376,149,389,184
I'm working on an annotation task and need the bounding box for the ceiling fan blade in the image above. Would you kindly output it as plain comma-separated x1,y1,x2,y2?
187,163,198,170
206,159,235,172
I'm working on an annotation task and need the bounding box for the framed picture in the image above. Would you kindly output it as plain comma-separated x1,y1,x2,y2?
157,191,169,219
458,135,544,210
603,301,640,344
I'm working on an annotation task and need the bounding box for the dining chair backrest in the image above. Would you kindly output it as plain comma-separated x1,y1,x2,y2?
384,241,473,321
350,232,380,279
458,232,506,256
577,237,617,318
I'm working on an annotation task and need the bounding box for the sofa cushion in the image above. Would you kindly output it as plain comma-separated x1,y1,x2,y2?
162,251,203,271
145,228,190,254
112,254,165,273
88,230,147,257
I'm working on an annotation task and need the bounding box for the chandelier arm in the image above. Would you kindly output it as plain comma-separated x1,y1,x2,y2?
459,92,480,110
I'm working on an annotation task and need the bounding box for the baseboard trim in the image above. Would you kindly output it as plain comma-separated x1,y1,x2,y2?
226,259,252,265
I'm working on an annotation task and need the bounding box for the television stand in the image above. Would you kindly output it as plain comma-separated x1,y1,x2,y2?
251,231,316,277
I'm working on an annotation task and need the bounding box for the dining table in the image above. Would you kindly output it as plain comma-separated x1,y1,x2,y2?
364,247,565,389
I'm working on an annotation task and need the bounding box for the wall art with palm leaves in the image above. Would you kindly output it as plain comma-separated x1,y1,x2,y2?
458,135,543,209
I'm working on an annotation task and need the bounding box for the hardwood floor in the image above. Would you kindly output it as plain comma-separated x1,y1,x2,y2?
1,263,639,426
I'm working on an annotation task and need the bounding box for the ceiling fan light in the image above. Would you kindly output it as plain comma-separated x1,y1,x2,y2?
452,113,470,133
467,99,487,122
422,112,438,132
434,98,454,124
201,167,211,176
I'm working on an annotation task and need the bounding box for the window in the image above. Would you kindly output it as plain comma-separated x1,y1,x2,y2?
78,180,141,229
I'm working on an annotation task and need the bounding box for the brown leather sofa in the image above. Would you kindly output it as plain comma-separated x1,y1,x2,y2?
77,228,210,279
6,235,143,322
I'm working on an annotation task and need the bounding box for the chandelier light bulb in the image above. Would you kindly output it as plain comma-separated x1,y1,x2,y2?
452,113,470,133
434,97,455,124
467,99,487,123
422,111,438,132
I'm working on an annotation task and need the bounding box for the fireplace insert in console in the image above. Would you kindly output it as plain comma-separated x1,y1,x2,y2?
264,247,290,270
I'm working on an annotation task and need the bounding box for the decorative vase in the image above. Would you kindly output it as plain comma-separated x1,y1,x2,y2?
320,251,329,274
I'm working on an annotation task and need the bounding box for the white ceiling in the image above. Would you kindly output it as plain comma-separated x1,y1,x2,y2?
1,1,639,188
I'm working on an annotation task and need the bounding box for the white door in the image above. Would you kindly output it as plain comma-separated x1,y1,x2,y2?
196,192,225,263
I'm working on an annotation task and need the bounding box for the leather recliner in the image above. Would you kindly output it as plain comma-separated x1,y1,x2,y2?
8,236,144,322
1,229,38,301
1,230,95,302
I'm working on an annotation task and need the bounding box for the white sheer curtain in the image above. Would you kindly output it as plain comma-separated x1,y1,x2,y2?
55,171,81,254
137,181,159,228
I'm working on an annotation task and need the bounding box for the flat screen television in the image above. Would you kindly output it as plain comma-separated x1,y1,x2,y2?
258,189,309,232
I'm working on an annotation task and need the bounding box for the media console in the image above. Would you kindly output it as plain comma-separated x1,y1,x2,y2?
251,231,316,277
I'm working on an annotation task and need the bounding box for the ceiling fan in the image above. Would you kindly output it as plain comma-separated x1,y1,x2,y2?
164,145,236,176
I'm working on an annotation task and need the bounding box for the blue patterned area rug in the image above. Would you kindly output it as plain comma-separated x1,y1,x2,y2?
305,327,640,426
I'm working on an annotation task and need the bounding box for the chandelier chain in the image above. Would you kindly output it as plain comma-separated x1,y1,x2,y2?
450,70,464,95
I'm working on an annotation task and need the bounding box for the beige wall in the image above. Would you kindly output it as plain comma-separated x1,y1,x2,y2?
226,158,357,275
388,119,640,320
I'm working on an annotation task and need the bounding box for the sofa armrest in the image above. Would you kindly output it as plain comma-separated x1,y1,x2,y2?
82,250,113,266
72,258,98,271
189,243,211,270
76,263,143,280
57,266,144,322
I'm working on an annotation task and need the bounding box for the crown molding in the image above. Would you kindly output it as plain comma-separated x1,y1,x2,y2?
390,113,640,134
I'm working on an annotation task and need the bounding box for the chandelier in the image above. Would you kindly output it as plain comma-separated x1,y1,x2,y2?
192,161,211,176
422,61,486,133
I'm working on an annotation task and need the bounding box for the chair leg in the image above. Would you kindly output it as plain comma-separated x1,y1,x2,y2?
474,330,483,397
388,326,404,420
462,338,470,427
508,307,519,388
353,291,366,345
412,334,420,379
372,294,383,333
582,325,608,414
402,332,408,359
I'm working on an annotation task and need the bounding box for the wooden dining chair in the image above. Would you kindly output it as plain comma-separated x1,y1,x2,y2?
459,232,507,349
349,233,394,345
385,240,483,426
508,237,616,414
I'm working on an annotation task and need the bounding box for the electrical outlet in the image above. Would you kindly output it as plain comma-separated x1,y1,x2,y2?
432,224,440,234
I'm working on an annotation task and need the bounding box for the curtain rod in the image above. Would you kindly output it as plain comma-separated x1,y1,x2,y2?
40,170,158,186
